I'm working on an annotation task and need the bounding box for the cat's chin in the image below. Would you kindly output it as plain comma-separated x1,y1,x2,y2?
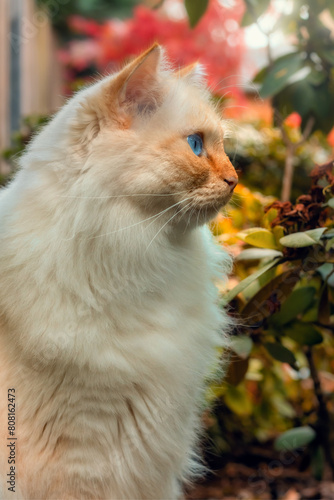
193,197,233,224
175,204,224,231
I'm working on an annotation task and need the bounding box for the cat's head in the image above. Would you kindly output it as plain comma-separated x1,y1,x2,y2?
31,44,237,230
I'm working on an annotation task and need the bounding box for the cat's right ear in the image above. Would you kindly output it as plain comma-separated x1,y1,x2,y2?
178,62,206,88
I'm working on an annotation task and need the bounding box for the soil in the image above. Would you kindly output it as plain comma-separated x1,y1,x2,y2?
186,447,334,500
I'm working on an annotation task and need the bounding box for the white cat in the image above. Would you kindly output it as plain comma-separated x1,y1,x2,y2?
0,45,237,499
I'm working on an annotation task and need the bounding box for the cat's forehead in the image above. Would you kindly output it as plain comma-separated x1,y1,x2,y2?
162,80,224,136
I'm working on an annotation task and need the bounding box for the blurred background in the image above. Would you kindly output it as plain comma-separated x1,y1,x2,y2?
1,1,334,499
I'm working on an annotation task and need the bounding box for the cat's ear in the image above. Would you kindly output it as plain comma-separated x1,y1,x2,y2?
178,63,206,87
70,45,163,154
118,43,163,115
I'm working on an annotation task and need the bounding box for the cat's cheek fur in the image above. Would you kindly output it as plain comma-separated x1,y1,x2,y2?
0,45,236,499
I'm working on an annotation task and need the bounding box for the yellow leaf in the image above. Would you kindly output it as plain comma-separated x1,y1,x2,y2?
273,225,285,249
206,383,226,403
263,208,278,228
237,228,278,249
229,208,245,228
224,386,253,416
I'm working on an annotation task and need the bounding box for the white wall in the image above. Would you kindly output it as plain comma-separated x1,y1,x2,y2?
0,0,64,172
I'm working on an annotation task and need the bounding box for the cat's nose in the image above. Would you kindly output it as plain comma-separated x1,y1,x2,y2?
224,176,238,192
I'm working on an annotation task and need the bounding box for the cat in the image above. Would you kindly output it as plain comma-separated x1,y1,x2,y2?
0,44,237,499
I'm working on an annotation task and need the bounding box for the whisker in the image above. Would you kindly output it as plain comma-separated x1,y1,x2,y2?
145,200,194,253
196,203,201,227
60,190,189,200
210,78,262,100
223,105,253,111
185,204,197,232
87,197,196,240
227,198,243,209
62,197,194,241
230,191,248,200
142,195,194,232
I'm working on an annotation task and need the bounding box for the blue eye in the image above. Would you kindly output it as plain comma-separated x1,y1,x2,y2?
187,134,203,156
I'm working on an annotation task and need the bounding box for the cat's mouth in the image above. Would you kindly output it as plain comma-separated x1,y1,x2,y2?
193,191,234,213
173,194,232,228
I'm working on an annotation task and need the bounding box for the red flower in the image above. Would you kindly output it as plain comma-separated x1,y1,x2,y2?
284,112,302,128
68,15,100,38
327,127,334,148
60,0,245,101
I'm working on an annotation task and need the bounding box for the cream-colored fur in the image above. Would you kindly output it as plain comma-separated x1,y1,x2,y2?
0,45,237,499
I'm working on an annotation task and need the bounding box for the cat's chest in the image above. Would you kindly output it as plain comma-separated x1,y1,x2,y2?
80,282,216,373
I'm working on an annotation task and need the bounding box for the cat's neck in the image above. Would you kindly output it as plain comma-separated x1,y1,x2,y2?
0,174,202,309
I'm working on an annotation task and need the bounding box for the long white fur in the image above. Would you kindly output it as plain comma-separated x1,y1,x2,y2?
0,47,232,499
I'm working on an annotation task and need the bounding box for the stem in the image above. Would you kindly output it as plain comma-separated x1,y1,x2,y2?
246,3,273,67
305,346,334,478
314,322,334,333
255,20,273,66
280,117,315,202
281,143,295,202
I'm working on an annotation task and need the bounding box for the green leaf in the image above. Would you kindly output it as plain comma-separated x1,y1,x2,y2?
305,228,328,241
237,228,278,249
280,228,326,248
264,342,297,367
318,284,330,325
240,9,254,27
260,52,304,99
307,68,327,86
320,49,334,66
302,78,334,134
271,395,296,418
230,335,253,359
283,321,323,346
241,0,271,27
326,238,334,252
236,248,283,260
301,305,318,323
274,426,316,451
258,265,276,287
253,66,268,84
222,259,281,304
311,445,325,481
185,0,209,28
241,269,300,325
270,287,316,326
273,77,334,134
317,262,334,280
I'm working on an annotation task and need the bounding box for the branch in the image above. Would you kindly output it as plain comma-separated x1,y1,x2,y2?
314,322,334,333
245,3,273,66
280,116,315,201
299,116,315,145
280,116,315,150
